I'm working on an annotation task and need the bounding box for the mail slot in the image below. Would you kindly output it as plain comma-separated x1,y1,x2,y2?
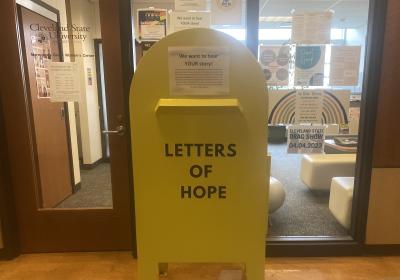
130,28,270,280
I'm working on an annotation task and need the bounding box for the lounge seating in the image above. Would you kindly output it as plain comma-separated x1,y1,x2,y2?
269,177,285,213
329,177,355,229
300,154,356,190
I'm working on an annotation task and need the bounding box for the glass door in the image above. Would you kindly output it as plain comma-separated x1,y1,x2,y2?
12,0,134,252
258,0,370,240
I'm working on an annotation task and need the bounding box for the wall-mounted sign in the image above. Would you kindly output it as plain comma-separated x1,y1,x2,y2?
170,11,211,33
287,125,325,154
168,46,230,95
291,11,332,44
295,90,323,124
211,0,242,25
329,46,361,86
137,9,167,41
268,90,350,125
295,45,325,86
48,62,81,102
259,45,290,86
175,0,207,11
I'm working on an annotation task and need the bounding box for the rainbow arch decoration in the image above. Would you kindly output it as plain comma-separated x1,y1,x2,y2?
268,90,350,125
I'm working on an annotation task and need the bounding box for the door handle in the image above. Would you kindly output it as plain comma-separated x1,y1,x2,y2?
102,125,125,136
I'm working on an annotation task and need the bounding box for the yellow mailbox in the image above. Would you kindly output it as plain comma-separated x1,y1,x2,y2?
130,28,270,280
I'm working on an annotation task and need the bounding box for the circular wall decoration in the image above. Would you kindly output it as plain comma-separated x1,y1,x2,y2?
295,46,322,70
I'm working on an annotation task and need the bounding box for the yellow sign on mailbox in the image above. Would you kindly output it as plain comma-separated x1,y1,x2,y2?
130,28,270,280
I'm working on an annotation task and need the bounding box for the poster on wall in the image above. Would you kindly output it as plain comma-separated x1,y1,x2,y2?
175,0,207,11
295,45,325,86
329,46,361,86
48,62,81,102
168,46,230,95
211,0,242,25
295,90,323,124
137,9,167,41
287,125,326,154
259,45,290,86
268,90,350,125
31,34,52,99
170,11,211,33
291,11,332,44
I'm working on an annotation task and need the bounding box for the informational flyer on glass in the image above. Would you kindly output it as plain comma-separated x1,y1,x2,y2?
295,90,323,124
31,34,52,99
48,62,81,102
168,46,230,95
175,0,207,11
291,11,332,44
287,125,326,154
259,45,290,86
295,45,325,86
329,46,361,86
137,9,167,41
170,11,211,33
211,0,242,25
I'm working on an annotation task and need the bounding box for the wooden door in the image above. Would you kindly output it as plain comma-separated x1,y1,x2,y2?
19,7,73,208
1,0,134,252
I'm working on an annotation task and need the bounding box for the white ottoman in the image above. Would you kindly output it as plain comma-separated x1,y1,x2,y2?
269,177,285,213
300,154,356,190
329,177,354,229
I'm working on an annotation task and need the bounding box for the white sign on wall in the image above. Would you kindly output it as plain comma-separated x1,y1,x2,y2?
137,9,167,41
295,45,325,86
287,125,326,154
292,11,332,44
168,46,230,95
259,45,290,86
175,0,207,11
295,90,323,124
329,46,361,86
48,62,81,102
170,11,211,33
211,0,242,25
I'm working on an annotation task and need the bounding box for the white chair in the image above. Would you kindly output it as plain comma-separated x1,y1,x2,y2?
300,154,356,190
329,177,354,229
269,177,285,213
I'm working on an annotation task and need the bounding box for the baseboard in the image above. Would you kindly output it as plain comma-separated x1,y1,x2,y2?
363,244,400,255
80,158,104,170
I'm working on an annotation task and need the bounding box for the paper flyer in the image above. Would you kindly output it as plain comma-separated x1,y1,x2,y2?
137,9,167,41
287,125,326,154
211,0,242,25
31,34,52,99
170,11,211,33
48,62,81,102
329,46,361,86
168,46,230,95
295,90,323,124
295,45,325,86
291,11,332,44
268,90,350,125
175,0,207,11
259,45,290,86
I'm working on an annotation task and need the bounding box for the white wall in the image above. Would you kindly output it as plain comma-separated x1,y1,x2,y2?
42,0,81,184
70,0,103,165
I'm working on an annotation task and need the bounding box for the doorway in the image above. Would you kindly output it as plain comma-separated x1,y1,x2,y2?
1,0,135,252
